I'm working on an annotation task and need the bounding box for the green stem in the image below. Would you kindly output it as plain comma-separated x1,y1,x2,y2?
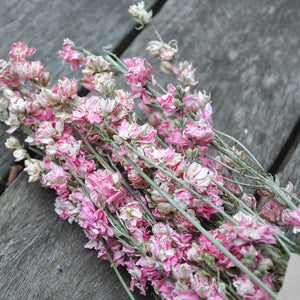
111,132,238,225
212,140,298,210
213,129,265,172
100,237,135,300
109,142,277,299
212,178,293,255
71,123,112,170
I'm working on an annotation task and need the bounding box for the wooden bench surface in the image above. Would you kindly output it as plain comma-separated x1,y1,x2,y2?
0,0,299,299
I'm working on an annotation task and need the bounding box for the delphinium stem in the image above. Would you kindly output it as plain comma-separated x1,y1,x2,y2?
100,237,136,300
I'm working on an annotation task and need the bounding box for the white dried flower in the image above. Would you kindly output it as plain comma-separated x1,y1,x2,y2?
82,55,110,76
147,40,177,61
24,159,45,182
128,1,152,29
93,72,115,96
13,148,27,161
5,136,20,149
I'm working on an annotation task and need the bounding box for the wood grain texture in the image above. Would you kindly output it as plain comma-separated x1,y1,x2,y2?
280,144,300,195
0,0,154,82
0,172,151,299
122,0,300,171
0,124,15,183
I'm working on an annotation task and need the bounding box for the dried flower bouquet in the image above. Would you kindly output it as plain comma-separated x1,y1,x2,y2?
1,2,299,299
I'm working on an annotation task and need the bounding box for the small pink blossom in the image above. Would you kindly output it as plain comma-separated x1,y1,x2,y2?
260,201,283,223
85,169,124,210
57,77,78,100
184,120,214,146
124,57,155,99
183,162,211,193
233,211,278,244
24,158,44,182
54,192,82,224
241,193,257,209
79,198,114,240
157,93,179,117
172,61,198,86
58,38,85,71
9,42,36,61
49,135,82,160
82,55,110,76
119,202,143,228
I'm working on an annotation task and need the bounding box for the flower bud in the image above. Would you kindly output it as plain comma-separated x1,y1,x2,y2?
186,148,193,158
160,61,173,75
192,148,199,157
173,101,183,108
182,117,188,127
174,119,181,128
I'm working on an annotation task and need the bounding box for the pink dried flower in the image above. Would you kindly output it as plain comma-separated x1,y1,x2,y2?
157,93,179,117
184,120,214,146
54,192,82,224
124,57,155,99
16,60,44,80
58,38,85,71
119,202,143,228
50,135,82,160
57,77,78,100
41,161,71,195
173,61,198,86
9,41,36,61
233,274,272,300
34,119,64,145
85,169,124,210
82,55,110,76
281,206,300,233
233,211,278,244
79,198,114,240
260,201,283,223
183,162,211,193
24,158,44,182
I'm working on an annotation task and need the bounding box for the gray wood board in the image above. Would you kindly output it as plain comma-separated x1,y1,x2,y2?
0,0,155,181
0,172,151,300
0,124,16,183
122,0,300,171
0,0,154,82
280,144,300,195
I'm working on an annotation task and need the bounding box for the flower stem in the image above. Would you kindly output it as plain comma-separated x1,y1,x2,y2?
100,237,136,300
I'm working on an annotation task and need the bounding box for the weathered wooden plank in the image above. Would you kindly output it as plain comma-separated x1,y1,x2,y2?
0,172,151,299
0,124,14,184
0,0,156,183
0,0,154,81
122,0,300,171
280,144,300,195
